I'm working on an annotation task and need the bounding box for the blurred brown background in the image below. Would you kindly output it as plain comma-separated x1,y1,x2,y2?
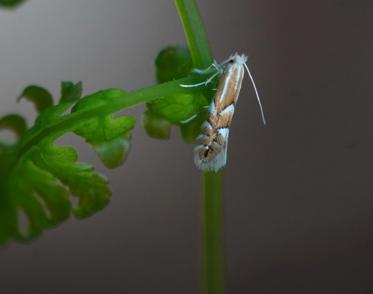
1,0,373,293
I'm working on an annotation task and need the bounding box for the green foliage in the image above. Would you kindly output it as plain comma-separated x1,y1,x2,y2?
0,0,25,7
0,38,215,248
148,93,203,123
2,1,228,292
143,46,213,142
1,11,226,294
0,69,211,244
72,90,135,169
0,82,134,244
18,85,53,113
0,39,217,246
155,46,193,83
179,111,207,143
0,114,27,138
142,110,171,140
61,81,83,103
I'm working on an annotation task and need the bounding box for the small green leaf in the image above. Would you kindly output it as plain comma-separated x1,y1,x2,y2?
144,46,212,143
71,89,126,112
143,47,190,140
0,114,27,139
0,0,25,7
74,114,135,143
93,135,131,168
33,143,111,219
60,81,83,102
0,83,131,244
73,89,136,168
18,85,53,113
142,109,171,140
155,46,192,83
1,71,211,243
148,93,207,124
75,115,135,169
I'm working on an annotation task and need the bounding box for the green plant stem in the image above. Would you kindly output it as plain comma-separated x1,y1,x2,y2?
202,171,224,294
175,0,213,68
175,1,225,294
18,75,207,157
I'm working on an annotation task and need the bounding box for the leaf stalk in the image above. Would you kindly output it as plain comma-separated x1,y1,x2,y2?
175,1,225,293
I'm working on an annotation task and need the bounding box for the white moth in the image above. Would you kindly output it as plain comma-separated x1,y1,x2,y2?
182,53,266,172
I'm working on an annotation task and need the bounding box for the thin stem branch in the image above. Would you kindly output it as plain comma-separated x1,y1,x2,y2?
175,0,213,68
18,74,207,157
175,1,225,294
203,171,224,294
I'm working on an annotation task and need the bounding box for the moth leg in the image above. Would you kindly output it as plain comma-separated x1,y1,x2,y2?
180,105,209,124
192,60,219,74
180,61,222,88
180,70,221,88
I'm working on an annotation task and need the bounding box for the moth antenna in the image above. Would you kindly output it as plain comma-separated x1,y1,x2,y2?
243,62,266,125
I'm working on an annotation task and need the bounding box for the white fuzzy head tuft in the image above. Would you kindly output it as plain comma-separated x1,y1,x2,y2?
229,53,248,65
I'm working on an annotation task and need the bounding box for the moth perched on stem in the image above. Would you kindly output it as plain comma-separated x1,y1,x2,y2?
182,53,266,172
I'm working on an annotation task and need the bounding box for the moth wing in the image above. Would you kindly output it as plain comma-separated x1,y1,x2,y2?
194,128,230,172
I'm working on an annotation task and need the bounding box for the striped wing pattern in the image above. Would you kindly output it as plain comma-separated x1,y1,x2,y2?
194,57,245,171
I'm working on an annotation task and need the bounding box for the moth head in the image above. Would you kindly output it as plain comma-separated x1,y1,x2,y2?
228,53,248,65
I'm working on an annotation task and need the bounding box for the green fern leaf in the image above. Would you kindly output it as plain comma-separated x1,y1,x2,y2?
0,114,27,138
18,85,54,113
0,0,25,8
0,82,132,244
142,110,171,140
72,89,135,169
144,46,212,142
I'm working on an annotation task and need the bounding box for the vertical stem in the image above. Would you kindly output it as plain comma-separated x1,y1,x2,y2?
203,171,224,294
174,0,213,68
175,1,225,293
